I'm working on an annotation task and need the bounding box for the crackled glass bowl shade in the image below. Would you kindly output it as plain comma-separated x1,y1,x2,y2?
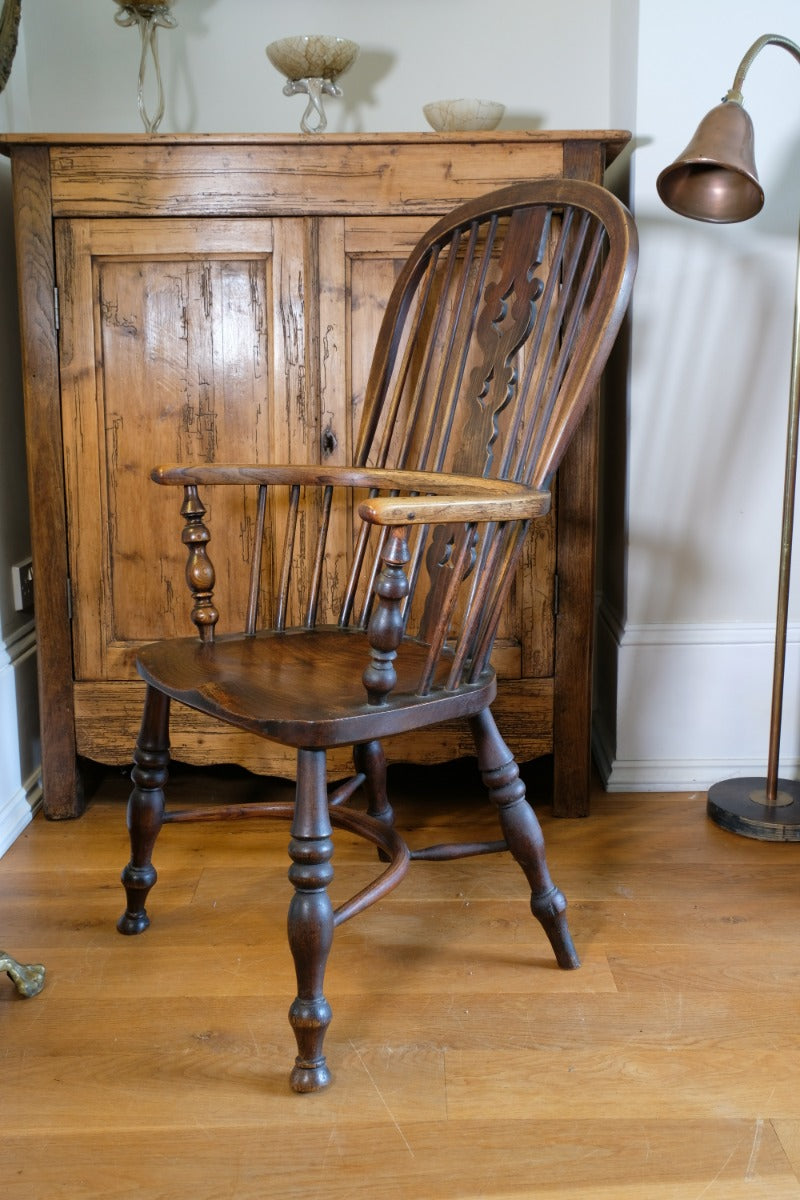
423,98,505,132
266,35,359,82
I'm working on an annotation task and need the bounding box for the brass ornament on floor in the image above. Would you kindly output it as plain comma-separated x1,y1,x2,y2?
658,34,800,840
1,950,45,997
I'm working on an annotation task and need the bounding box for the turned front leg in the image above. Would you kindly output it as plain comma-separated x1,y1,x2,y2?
287,749,335,1092
118,686,170,936
470,708,579,970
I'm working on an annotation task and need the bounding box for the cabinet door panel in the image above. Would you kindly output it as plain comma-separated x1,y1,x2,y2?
57,218,278,679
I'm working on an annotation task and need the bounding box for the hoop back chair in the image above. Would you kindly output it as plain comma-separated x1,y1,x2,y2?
118,179,638,1091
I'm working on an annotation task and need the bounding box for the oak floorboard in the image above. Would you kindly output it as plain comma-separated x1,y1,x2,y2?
2,1121,798,1200
2,769,800,1197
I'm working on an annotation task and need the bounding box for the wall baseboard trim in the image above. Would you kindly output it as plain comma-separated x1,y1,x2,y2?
593,724,792,793
0,620,41,855
0,769,42,859
597,603,799,649
594,605,800,793
0,618,36,666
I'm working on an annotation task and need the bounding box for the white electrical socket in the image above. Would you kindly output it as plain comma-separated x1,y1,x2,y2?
12,557,34,612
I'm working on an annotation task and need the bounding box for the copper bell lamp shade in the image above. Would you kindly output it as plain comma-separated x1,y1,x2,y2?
657,101,764,223
657,34,800,840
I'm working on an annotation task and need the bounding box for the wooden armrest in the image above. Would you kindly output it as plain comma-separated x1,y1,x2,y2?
357,487,551,526
151,462,549,520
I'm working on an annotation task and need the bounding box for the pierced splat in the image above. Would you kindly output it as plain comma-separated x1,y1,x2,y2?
456,207,549,478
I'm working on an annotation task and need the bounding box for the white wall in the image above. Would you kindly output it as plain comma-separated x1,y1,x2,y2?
18,0,613,134
596,0,800,789
0,17,38,855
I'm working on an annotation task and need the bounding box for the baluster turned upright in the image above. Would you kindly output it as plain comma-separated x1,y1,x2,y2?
363,528,410,705
180,485,219,640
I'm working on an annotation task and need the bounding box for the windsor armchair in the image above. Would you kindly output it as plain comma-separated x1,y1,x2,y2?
118,179,637,1091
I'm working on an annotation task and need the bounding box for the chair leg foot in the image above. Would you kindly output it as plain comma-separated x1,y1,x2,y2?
287,749,335,1092
469,708,580,970
289,1004,333,1093
117,865,157,936
530,885,580,970
118,687,170,937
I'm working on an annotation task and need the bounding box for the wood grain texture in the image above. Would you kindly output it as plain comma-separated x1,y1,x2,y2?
3,777,800,1196
10,146,83,818
1,134,630,818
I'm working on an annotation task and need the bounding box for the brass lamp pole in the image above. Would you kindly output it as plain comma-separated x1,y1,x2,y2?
657,33,800,840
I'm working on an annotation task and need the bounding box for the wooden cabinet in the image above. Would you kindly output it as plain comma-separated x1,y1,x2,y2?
0,132,628,819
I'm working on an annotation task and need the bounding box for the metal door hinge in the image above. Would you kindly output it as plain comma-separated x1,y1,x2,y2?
53,286,60,331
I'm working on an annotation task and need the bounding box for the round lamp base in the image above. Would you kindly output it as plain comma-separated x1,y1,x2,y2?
707,776,800,841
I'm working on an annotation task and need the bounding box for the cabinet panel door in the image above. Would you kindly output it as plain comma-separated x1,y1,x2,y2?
56,217,300,679
342,217,556,681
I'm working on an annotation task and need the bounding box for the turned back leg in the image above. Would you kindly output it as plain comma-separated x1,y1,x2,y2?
354,739,393,863
118,686,170,936
354,739,393,825
469,707,580,969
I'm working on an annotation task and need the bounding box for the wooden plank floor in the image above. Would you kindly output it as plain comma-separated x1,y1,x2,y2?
3,760,800,1198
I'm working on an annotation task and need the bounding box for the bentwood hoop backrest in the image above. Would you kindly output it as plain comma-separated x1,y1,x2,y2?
356,179,637,490
335,179,637,678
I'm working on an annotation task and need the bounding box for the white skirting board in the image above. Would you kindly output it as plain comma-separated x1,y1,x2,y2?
0,624,42,857
594,605,800,793
0,774,41,858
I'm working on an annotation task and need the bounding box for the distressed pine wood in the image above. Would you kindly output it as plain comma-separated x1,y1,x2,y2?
39,133,626,217
4,780,800,1196
55,217,276,677
8,146,83,818
0,132,630,819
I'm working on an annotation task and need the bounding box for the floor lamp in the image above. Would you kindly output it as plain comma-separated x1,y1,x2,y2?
657,33,800,841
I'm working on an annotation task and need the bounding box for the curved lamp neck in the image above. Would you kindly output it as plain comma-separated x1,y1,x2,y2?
726,33,800,103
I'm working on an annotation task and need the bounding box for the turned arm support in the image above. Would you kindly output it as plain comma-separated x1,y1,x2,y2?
180,484,219,641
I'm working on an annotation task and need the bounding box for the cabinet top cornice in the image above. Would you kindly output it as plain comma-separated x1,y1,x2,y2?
0,129,631,161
